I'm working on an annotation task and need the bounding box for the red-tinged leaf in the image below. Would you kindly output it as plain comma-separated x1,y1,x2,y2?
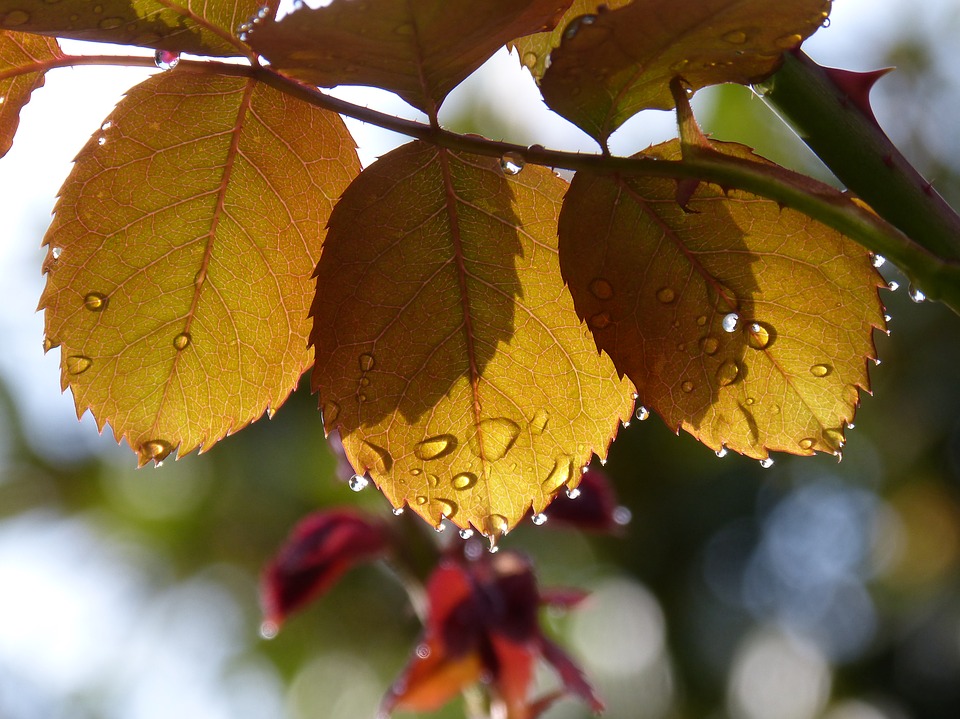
261,510,389,632
2,0,260,56
540,0,832,143
0,29,62,159
248,0,573,112
310,140,633,537
559,139,886,460
39,71,360,466
536,635,604,713
539,587,589,610
539,468,625,533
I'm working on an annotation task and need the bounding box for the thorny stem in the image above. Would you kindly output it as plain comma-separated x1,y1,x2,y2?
29,53,960,315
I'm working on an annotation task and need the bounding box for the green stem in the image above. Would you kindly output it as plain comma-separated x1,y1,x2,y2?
758,50,960,263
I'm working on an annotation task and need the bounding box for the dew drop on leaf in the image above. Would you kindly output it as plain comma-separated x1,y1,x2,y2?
759,457,774,469
530,407,549,434
499,151,525,175
810,363,832,378
154,50,180,70
42,336,59,353
138,439,172,465
358,352,375,371
1,10,29,26
358,440,393,473
473,417,520,461
716,360,740,387
99,17,123,30
871,253,886,268
635,405,650,421
392,506,404,516
51,246,62,260
436,498,458,518
722,29,748,44
414,434,457,461
542,455,574,493
589,277,614,300
483,513,509,536
656,286,676,303
746,322,772,349
459,528,474,540
700,336,719,355
564,13,596,40
452,472,478,491
799,437,815,450
66,355,92,375
83,292,108,312
522,51,538,69
566,487,582,500
696,314,708,327
589,311,612,329
908,285,926,303
172,332,192,351
427,473,440,488
887,280,899,292
721,312,739,333
531,512,548,526
775,33,802,49
348,473,369,492
321,401,340,430
681,380,695,393
715,445,728,458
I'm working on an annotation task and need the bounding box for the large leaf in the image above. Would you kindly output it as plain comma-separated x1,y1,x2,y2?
0,0,260,55
248,0,572,112
311,140,633,537
39,70,360,466
558,140,884,460
509,0,632,81
0,29,62,158
540,0,831,143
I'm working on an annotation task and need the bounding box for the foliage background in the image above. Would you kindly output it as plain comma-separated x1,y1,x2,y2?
2,1,960,718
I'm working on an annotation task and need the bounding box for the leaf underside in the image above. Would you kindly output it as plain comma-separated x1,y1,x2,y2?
559,140,885,459
540,0,832,143
248,0,572,112
311,140,633,536
40,70,360,466
2,0,260,55
0,29,62,158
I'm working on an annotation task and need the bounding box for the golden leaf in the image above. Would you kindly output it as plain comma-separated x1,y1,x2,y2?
0,29,62,158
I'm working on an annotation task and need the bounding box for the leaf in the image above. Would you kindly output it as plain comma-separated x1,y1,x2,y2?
260,510,390,634
509,0,632,81
536,467,625,533
0,29,61,159
248,0,572,112
539,0,832,143
558,139,885,460
311,140,633,537
39,70,360,466
1,0,260,56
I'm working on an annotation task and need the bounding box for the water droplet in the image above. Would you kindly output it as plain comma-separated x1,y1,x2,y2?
715,445,728,458
759,457,774,469
810,364,831,377
358,440,393,473
321,400,340,430
589,277,614,300
799,437,815,450
531,512,548,526
459,528,474,540
452,472,477,491
823,428,845,449
436,498,458,518
66,355,92,375
500,151,524,175
635,406,650,421
42,336,59,353
392,506,404,516
613,506,632,525
154,49,180,70
847,422,855,430
746,322,772,349
99,16,123,30
696,315,708,327
775,33,802,49
172,332,191,351
349,474,369,492
871,253,886,268
51,246,62,259
721,312,739,333
542,455,574,493
723,29,748,44
100,121,112,131
410,468,422,476
716,360,740,387
83,292,108,311
681,380,695,393
427,473,440,487
563,13,596,40
358,352,375,371
908,285,926,303
483,514,509,536
415,495,427,505
97,136,106,146
415,434,457,460
259,620,279,640
670,58,689,72
589,311,611,329
566,487,581,500
473,417,520,461
700,336,719,355
416,643,431,659
656,286,676,304
522,51,538,69
530,407,549,434
2,10,30,26
887,280,900,292
138,439,172,465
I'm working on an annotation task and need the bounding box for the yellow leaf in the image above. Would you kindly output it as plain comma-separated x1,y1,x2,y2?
0,29,62,158
2,0,260,56
558,140,885,460
540,0,831,143
39,70,360,466
248,0,572,112
311,141,633,537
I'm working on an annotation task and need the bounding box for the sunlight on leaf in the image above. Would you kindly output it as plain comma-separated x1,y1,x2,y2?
3,0,260,55
39,70,360,466
509,0,632,81
559,140,884,460
311,140,633,536
249,0,572,112
540,0,831,143
0,29,61,158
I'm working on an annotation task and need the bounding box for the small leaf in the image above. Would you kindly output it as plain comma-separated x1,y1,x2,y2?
261,510,390,632
3,0,260,56
248,0,572,112
558,140,885,459
540,0,832,143
509,0,632,81
311,140,633,536
40,71,360,465
0,29,61,158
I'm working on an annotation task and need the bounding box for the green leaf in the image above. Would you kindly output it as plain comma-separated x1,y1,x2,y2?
0,0,260,56
558,139,885,460
39,69,360,466
540,0,831,143
0,29,62,158
311,141,633,537
248,0,572,112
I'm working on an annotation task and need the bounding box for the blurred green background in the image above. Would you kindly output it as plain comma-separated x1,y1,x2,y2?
3,2,960,718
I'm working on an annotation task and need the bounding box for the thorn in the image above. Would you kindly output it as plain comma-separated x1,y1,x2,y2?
669,77,712,154
675,178,700,211
823,66,894,125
